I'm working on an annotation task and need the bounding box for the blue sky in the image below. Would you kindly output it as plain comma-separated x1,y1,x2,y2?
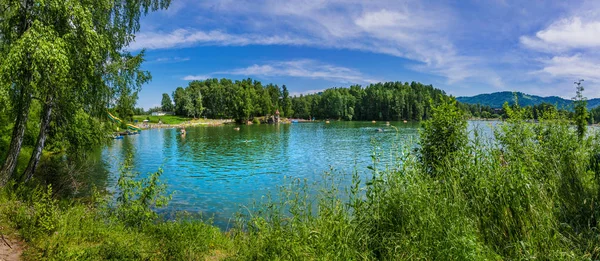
130,0,600,109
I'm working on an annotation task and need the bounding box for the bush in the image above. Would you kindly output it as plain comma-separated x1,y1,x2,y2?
111,155,171,228
418,96,468,175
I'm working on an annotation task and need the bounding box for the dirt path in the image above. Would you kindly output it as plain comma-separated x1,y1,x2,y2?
0,233,21,261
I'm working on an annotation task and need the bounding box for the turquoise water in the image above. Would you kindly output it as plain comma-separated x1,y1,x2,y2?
102,121,420,228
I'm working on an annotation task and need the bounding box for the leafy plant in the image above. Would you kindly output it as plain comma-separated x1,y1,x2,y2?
418,96,468,176
113,155,171,228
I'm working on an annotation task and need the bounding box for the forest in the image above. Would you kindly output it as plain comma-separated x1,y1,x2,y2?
159,79,451,122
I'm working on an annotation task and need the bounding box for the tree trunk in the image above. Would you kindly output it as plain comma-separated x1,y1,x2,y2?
0,0,34,187
22,95,53,182
0,89,32,186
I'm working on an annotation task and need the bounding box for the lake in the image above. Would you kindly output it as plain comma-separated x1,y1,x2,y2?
100,121,494,228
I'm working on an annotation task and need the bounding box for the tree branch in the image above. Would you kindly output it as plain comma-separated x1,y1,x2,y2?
1,233,12,249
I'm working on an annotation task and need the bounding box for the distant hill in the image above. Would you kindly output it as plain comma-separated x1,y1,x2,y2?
456,91,600,110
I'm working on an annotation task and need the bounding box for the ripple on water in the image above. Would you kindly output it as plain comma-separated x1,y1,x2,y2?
100,121,428,229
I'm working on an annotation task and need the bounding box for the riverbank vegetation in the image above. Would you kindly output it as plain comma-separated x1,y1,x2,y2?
3,91,600,259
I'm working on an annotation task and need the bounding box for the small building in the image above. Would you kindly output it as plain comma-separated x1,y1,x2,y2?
151,111,174,116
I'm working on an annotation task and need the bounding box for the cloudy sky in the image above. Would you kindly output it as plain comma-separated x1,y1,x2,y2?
131,0,600,109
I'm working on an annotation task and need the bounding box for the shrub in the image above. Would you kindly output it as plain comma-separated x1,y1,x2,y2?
418,96,468,176
112,155,171,228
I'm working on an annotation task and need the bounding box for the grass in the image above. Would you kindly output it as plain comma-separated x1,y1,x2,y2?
133,115,232,125
0,190,231,260
133,115,195,125
2,102,600,260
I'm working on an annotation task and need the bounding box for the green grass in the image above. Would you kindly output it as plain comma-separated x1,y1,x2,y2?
133,115,194,125
133,115,231,125
0,190,231,260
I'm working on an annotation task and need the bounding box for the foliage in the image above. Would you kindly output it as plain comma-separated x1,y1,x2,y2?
0,181,229,260
9,184,59,239
46,109,111,158
112,53,151,123
0,0,170,184
111,155,171,228
161,93,174,112
573,80,588,139
418,97,468,175
170,79,451,122
174,78,283,121
172,86,191,116
291,82,445,121
281,85,293,117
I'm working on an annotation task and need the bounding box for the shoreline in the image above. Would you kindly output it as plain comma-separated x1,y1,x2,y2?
136,119,234,130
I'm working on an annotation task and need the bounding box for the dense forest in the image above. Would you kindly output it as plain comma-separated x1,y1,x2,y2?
164,78,293,121
290,82,447,121
160,79,451,122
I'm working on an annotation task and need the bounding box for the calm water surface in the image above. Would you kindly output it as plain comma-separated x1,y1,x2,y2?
100,121,493,228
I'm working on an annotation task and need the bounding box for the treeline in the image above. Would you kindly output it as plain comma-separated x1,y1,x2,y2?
290,82,447,121
461,101,595,123
158,78,595,123
160,79,451,122
460,102,573,120
162,78,292,122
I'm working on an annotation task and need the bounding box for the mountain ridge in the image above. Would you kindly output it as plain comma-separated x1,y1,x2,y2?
456,91,600,109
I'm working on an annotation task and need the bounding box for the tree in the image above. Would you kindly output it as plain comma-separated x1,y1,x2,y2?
347,107,354,121
172,87,190,116
0,0,171,185
161,93,174,112
266,84,281,114
573,79,588,139
187,81,205,118
281,85,293,117
115,90,140,123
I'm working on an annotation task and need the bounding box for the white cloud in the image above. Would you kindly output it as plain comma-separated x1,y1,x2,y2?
220,59,381,84
354,8,437,31
150,57,190,63
129,0,504,88
520,12,600,95
129,29,312,50
535,54,600,82
521,17,600,52
182,75,211,81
